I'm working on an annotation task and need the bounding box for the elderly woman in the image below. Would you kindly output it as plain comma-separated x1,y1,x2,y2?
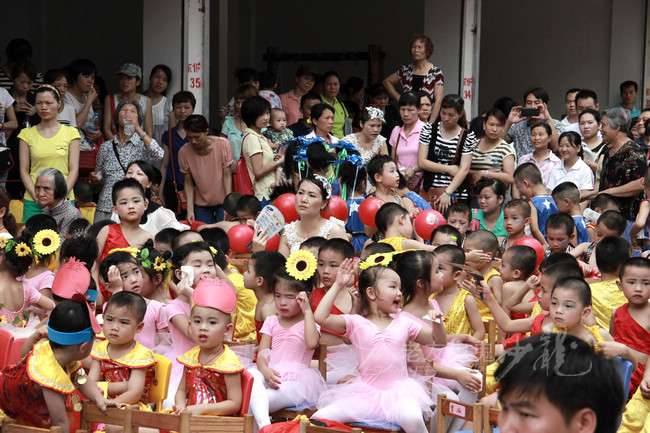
37,168,82,237
582,107,645,221
383,34,444,122
90,98,164,223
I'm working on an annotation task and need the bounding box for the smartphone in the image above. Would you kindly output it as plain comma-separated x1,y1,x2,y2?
180,266,194,283
521,107,539,117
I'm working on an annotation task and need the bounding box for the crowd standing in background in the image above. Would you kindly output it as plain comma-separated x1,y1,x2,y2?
0,34,649,433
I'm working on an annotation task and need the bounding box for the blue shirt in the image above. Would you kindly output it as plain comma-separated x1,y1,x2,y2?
161,127,188,183
531,195,558,236
573,215,590,244
405,191,432,211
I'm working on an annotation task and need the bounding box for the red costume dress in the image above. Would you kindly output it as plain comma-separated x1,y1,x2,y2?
613,303,650,397
177,345,243,407
310,287,345,337
0,341,82,428
90,340,156,406
98,224,133,301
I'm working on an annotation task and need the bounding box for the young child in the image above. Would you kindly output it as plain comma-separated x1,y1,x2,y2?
66,218,91,239
0,234,55,324
96,178,153,302
549,276,613,344
473,179,507,241
89,291,157,413
500,199,531,255
432,245,485,341
249,250,326,429
463,230,503,304
584,193,620,238
366,154,416,220
431,224,462,248
609,257,650,403
0,186,17,240
514,162,558,245
395,170,432,211
496,333,624,433
300,236,327,258
376,203,434,252
20,228,60,302
73,180,97,224
446,202,472,243
552,181,590,244
587,236,630,329
175,276,243,415
153,228,179,254
165,242,234,404
0,299,113,433
306,144,338,195
339,160,369,251
544,212,576,255
313,255,446,433
497,245,538,325
138,244,172,304
243,251,286,342
396,250,481,433
570,210,628,273
264,108,294,150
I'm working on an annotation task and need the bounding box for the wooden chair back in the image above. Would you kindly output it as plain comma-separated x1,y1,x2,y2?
1,419,62,433
78,399,135,433
483,406,500,433
184,413,254,433
436,394,484,433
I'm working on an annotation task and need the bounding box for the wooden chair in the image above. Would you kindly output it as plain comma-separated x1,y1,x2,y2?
482,405,500,433
130,410,188,433
270,343,327,421
1,419,62,433
0,328,15,370
78,399,136,433
184,413,254,433
146,354,172,411
483,319,497,364
436,394,484,433
299,420,362,433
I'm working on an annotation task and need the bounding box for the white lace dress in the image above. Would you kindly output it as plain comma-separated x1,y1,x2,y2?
284,217,346,253
342,133,386,163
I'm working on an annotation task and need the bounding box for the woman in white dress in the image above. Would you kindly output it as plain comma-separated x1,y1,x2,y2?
341,106,389,164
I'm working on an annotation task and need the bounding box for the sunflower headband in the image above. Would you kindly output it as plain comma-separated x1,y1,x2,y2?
286,250,318,281
358,252,397,270
139,248,172,278
0,238,33,258
32,230,61,263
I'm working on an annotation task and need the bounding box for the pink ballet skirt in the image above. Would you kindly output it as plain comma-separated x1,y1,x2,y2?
401,301,477,389
324,344,359,382
163,299,196,409
258,316,326,406
317,314,433,425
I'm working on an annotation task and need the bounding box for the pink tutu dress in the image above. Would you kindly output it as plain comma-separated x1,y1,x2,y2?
314,313,433,429
135,300,170,351
163,299,196,409
258,316,325,405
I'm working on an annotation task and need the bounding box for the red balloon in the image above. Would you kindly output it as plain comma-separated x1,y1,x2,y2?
179,220,206,231
228,224,254,254
321,195,349,223
359,197,385,227
274,193,299,223
265,234,280,251
414,209,446,240
512,237,545,268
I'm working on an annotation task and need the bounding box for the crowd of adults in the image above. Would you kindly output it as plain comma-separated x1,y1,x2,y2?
0,34,647,233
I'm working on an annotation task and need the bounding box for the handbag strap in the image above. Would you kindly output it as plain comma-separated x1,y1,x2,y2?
112,140,127,174
393,130,403,168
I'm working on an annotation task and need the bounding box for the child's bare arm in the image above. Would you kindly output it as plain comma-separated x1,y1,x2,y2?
78,378,121,413
174,368,188,412
402,238,436,251
414,309,447,347
43,388,71,433
630,201,650,240
170,314,193,341
569,242,590,259
465,295,486,341
20,327,48,358
479,282,534,333
110,368,147,404
257,333,281,390
505,275,539,313
314,259,354,335
88,358,101,382
186,372,243,415
529,209,548,248
488,276,504,305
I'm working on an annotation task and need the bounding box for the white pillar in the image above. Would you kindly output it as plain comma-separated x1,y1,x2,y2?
184,0,210,116
460,0,481,118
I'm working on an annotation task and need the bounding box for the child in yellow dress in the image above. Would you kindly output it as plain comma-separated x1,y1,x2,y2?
89,291,157,418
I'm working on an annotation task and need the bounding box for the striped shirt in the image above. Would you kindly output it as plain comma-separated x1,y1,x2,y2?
470,140,515,172
420,122,478,200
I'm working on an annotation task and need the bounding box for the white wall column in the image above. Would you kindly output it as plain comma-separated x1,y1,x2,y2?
184,0,210,116
460,0,481,118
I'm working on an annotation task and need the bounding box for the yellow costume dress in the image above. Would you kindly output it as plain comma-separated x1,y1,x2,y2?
431,289,476,335
589,279,627,330
227,265,257,342
619,387,650,433
379,237,407,252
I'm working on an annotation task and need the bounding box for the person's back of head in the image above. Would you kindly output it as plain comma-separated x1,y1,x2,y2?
223,192,242,219
250,251,286,289
234,67,258,86
375,202,409,234
492,96,517,118
24,214,58,237
200,227,230,255
60,235,98,271
73,180,94,204
496,333,623,433
552,182,580,206
300,236,326,252
540,252,579,272
542,262,583,284
434,244,465,266
258,70,277,90
67,218,90,238
48,299,93,350
307,143,336,173
595,236,630,275
171,230,203,251
465,229,499,257
505,245,538,280
154,228,180,250
590,193,619,213
514,162,543,186
235,195,262,220
319,238,355,260
597,210,627,236
361,242,395,260
545,212,575,238
430,224,462,247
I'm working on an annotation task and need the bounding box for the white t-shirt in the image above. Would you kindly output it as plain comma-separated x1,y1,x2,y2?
0,87,14,146
152,95,172,144
57,103,77,128
547,158,595,192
